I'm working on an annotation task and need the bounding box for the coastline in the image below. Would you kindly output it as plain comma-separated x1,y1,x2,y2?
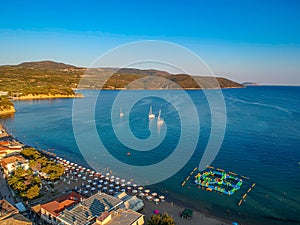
11,93,83,101
0,106,16,116
0,123,234,225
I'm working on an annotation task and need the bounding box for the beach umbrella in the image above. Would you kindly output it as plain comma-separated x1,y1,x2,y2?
132,190,138,194
115,186,120,190
109,189,114,193
78,174,82,178
145,189,150,194
82,176,86,180
139,193,145,197
151,192,157,197
88,180,92,183
159,196,165,201
133,184,137,189
93,182,97,186
138,186,143,191
126,181,131,185
121,189,126,192
127,187,132,190
86,185,91,189
74,164,78,167
91,187,96,191
104,181,108,185
154,198,160,204
115,181,120,185
111,176,115,179
94,177,98,181
121,179,126,183
106,172,110,176
70,162,74,166
99,180,103,183
153,209,160,215
109,184,114,188
98,184,102,188
116,177,120,181
105,177,110,180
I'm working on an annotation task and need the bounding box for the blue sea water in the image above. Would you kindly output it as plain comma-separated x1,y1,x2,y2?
1,86,300,225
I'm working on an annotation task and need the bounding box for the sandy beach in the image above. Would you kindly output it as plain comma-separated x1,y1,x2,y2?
141,200,231,225
11,93,83,100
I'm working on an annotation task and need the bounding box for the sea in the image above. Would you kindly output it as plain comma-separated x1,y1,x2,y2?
1,86,299,225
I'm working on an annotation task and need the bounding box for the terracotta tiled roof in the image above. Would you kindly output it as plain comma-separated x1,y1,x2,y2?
0,141,10,147
0,155,25,167
41,192,83,216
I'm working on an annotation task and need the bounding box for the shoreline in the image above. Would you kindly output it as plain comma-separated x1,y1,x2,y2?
11,93,83,101
0,123,235,225
0,106,16,116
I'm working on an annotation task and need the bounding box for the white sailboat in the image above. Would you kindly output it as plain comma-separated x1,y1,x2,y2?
148,106,155,119
120,107,124,117
157,109,164,126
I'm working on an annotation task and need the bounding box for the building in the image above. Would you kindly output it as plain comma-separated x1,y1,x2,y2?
58,192,123,225
0,199,32,225
0,155,29,176
94,209,144,225
0,140,23,160
40,191,83,224
114,192,144,211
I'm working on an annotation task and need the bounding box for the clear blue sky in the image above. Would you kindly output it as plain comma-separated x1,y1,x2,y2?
0,0,299,84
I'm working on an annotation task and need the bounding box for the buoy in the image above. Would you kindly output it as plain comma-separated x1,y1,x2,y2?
238,200,243,206
252,183,256,188
127,152,131,156
242,194,247,199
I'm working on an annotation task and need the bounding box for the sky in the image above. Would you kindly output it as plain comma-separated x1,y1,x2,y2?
0,0,300,84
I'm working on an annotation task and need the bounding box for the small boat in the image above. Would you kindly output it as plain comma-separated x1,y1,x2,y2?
148,106,155,119
157,109,164,126
120,107,124,117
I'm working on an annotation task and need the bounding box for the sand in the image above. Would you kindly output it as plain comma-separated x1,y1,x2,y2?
141,199,232,225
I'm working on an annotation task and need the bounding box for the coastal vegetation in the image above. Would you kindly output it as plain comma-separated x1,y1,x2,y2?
0,60,242,113
8,167,41,199
0,96,15,114
7,148,64,199
147,213,175,225
0,61,242,95
21,148,64,182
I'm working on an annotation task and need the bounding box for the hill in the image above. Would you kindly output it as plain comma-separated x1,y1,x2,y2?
0,61,243,97
17,60,80,70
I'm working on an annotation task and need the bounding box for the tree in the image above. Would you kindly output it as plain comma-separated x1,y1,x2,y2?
8,176,21,188
26,185,40,199
148,213,175,225
21,148,41,159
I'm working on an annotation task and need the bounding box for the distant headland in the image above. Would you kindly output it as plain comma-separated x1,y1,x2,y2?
0,60,243,114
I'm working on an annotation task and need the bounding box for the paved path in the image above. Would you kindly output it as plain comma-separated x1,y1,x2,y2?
0,170,16,204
